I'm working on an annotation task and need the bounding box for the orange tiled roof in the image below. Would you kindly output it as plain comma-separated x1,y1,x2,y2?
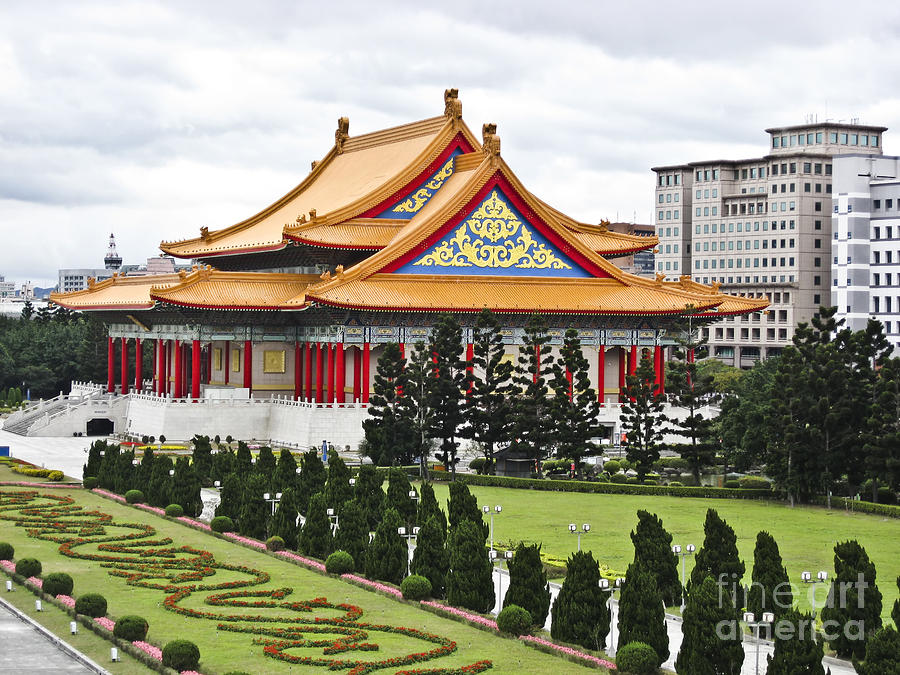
285,219,406,250
49,273,182,310
149,269,319,310
664,277,769,316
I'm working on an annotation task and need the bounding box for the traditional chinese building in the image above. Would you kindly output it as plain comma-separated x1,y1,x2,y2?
50,90,766,444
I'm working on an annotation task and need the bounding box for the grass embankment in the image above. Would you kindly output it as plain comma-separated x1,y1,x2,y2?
0,485,600,675
430,483,900,619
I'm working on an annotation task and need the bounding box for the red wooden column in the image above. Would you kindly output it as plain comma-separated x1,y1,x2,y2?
224,341,230,386
205,345,212,384
352,347,361,402
107,337,115,393
182,343,189,398
293,341,303,401
305,343,314,401
120,337,129,395
362,342,371,403
173,340,182,398
597,344,605,405
134,338,142,391
465,342,474,394
335,342,345,404
326,344,335,405
565,367,573,400
191,339,201,400
629,344,638,375
156,339,163,394
687,347,695,389
243,340,252,392
165,340,171,395
315,343,324,403
399,342,405,359
618,347,626,401
653,346,663,395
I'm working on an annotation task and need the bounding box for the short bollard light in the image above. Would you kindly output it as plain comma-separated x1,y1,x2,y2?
70,621,78,635
35,599,42,611
5,580,12,592
111,647,119,662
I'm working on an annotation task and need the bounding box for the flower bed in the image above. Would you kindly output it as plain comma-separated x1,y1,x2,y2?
520,634,616,669
341,573,404,599
275,549,326,572
56,594,75,608
132,640,163,661
94,616,115,631
223,532,267,550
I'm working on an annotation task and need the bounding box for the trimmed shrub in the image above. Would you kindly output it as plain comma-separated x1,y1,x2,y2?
643,480,658,486
496,604,532,635
125,489,145,504
738,476,772,490
83,477,99,490
15,558,41,578
616,641,659,674
0,542,13,560
626,477,640,485
325,550,355,575
593,474,609,483
610,473,628,484
724,479,741,489
400,574,432,600
603,460,621,474
113,615,149,641
42,572,74,597
668,481,684,487
47,471,64,482
75,593,107,618
877,487,897,505
266,536,285,552
210,515,234,533
165,504,184,517
162,640,200,671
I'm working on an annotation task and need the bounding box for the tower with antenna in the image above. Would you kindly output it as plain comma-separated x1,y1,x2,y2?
104,233,122,270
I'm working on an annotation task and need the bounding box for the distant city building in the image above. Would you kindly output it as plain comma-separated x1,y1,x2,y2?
653,121,886,367
0,275,15,298
104,232,122,270
607,222,655,276
832,153,900,352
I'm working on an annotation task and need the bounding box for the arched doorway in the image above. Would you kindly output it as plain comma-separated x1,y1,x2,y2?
86,418,114,436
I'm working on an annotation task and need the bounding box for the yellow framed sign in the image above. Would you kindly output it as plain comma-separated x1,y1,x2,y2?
212,347,223,371
231,349,242,372
263,349,286,374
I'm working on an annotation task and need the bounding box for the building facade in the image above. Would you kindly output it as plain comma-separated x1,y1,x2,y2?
653,122,885,367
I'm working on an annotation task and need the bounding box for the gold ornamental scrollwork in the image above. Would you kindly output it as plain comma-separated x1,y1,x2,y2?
391,157,455,215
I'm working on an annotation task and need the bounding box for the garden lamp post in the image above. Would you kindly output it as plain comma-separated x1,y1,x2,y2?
743,611,775,675
672,543,696,611
800,570,828,640
349,477,356,487
490,549,514,608
568,522,590,551
482,505,502,553
213,480,221,488
263,492,282,516
327,508,339,534
599,577,624,656
398,526,419,577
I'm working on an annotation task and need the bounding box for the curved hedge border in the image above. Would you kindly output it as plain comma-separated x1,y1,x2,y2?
811,496,900,519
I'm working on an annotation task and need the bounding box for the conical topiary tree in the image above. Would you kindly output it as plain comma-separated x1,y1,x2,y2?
353,464,385,532
416,482,446,536
689,508,745,608
272,449,298,493
503,543,550,627
215,471,242,521
386,468,417,529
447,481,487,538
365,507,406,585
675,575,743,675
324,455,353,514
191,434,212,486
333,501,368,572
630,509,681,607
113,449,135,494
820,539,883,659
171,456,202,517
97,443,120,491
893,575,899,630
766,609,824,675
550,550,609,651
255,446,277,480
298,493,334,559
237,473,269,541
297,450,327,516
147,455,173,508
446,519,495,613
83,439,105,479
235,441,253,475
747,531,792,627
618,562,669,667
410,514,448,598
854,626,900,675
269,487,299,550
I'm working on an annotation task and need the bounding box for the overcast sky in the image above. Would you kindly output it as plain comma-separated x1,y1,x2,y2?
3,1,900,288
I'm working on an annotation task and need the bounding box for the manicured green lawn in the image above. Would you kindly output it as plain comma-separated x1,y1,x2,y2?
429,482,900,619
0,486,600,675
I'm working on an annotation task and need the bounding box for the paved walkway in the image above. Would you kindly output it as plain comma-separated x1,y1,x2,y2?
0,423,95,480
0,598,98,674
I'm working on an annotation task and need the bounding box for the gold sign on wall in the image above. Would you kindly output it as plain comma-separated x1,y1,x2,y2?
212,347,223,371
263,350,286,374
231,349,241,372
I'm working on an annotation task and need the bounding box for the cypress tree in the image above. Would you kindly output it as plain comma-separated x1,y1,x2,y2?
675,575,743,675
147,455,173,508
503,543,550,627
510,314,554,470
324,455,353,514
353,464,385,532
235,441,253,475
862,356,900,503
272,449,298,493
820,540,883,659
618,562,668,667
237,473,269,541
113,449,135,494
855,626,900,675
386,468,416,529
410,514,448,597
298,493,333,559
297,450,326,516
622,354,667,480
365,507,406,585
210,448,234,484
447,481,488,538
428,313,467,480
747,531,792,626
630,509,681,607
416,482,447,537
766,610,824,675
191,434,212,486
403,341,436,478
689,508,745,607
550,550,609,651
255,446,277,480
97,443,120,491
215,471,242,521
269,487,299,549
362,342,413,466
893,576,899,630
446,519,495,613
333,501,368,572
171,456,202,517
83,439,104,479
136,447,154,488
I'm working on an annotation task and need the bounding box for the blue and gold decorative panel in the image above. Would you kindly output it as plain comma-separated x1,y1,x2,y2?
377,149,463,220
395,187,589,277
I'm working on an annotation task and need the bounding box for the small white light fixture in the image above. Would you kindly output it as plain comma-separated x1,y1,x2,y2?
801,571,811,582
504,550,513,560
349,478,356,486
213,481,221,488
598,578,610,590
168,469,175,476
296,467,302,474
582,523,590,533
111,647,119,662
762,612,775,623
398,526,406,536
743,611,755,623
483,506,490,514
568,523,577,532
263,493,271,500
409,490,417,499
70,621,78,635
326,508,335,516
817,571,828,582
686,544,696,553
412,527,420,536
275,492,282,500
35,599,42,612
672,544,682,554
5,580,12,592
495,505,502,513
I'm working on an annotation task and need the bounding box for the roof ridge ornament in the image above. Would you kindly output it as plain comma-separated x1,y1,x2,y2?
598,219,610,233
444,88,462,119
482,123,500,163
335,116,350,154
200,226,209,241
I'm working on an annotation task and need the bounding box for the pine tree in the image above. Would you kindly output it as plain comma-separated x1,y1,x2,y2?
147,455,173,508
821,540,883,659
550,550,609,651
235,441,253,475
210,448,234,484
766,610,824,675
215,471,242,521
269,487,300,549
365,507,406,585
447,481,487,538
191,434,213,486
297,450,326,516
622,354,667,480
503,543,550,627
298,493,334,559
462,308,514,471
446,519,495,613
689,508,745,606
675,575,744,675
410,514,448,598
136,447,154,488
747,531,792,625
171,456,202,517
403,341,436,478
510,314,555,470
362,342,413,466
630,510,681,607
324,455,353,514
618,562,669,667
428,313,467,480
97,443,120,491
113,449,135,494
353,464,385,532
333,501,368,572
272,449,298,493
893,576,899,630
416,482,446,537
863,356,900,503
855,626,900,675
386,468,417,529
548,327,600,474
255,446,277,481
83,439,105,479
237,473,269,541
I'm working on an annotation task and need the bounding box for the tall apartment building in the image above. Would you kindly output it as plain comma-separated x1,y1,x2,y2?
653,122,885,367
832,153,900,353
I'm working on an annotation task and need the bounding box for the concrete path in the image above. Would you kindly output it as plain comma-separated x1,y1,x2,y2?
0,423,95,479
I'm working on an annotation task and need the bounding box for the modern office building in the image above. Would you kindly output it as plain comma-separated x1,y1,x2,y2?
653,122,886,367
607,222,655,276
832,153,900,352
